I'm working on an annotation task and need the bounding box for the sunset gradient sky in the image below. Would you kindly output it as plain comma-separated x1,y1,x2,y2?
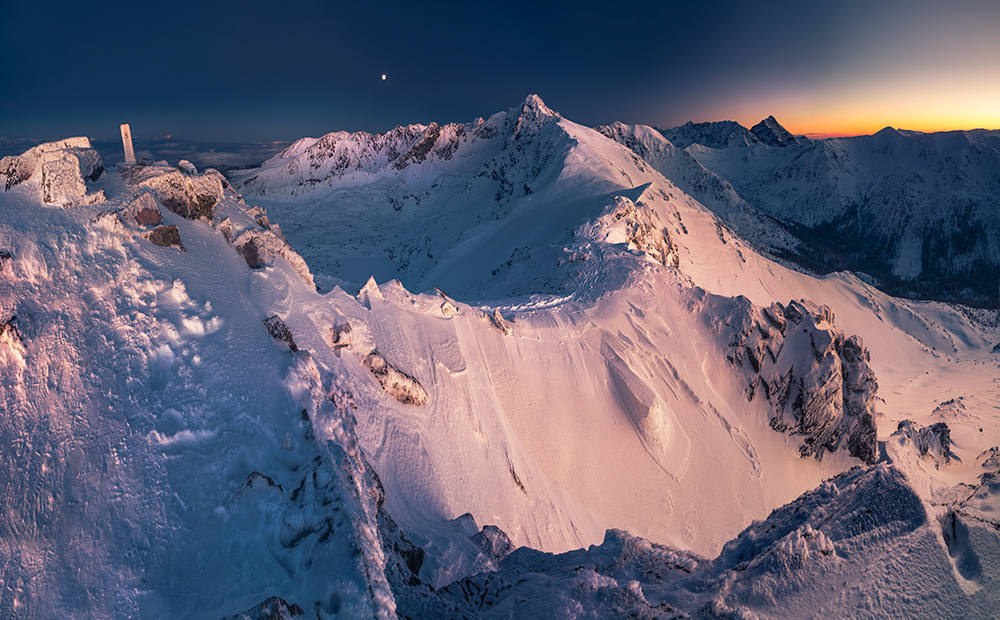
2,0,997,141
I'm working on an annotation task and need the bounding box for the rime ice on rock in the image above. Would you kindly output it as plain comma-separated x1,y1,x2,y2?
0,315,26,355
126,192,163,226
0,137,106,206
120,162,224,222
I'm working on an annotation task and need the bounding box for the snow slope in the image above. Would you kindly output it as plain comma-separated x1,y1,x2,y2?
231,96,999,613
2,96,999,619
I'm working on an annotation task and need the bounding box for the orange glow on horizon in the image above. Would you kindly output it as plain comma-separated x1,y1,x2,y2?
697,67,1000,140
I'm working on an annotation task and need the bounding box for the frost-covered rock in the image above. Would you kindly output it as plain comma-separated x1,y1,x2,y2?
1,137,106,206
121,163,224,221
328,322,353,351
0,315,26,356
363,350,428,405
594,195,679,268
231,228,316,289
715,297,878,463
487,308,513,335
471,525,514,564
126,192,163,226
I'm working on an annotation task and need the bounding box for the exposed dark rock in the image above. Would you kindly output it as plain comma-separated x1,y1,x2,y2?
329,322,352,350
240,237,265,268
717,297,878,464
243,471,281,491
894,420,954,467
218,596,303,620
0,250,12,272
145,226,185,251
395,122,442,170
488,308,513,336
363,350,428,405
128,193,163,226
264,315,298,352
750,115,807,147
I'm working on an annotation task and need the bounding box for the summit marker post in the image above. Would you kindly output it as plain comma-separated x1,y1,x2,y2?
120,123,136,165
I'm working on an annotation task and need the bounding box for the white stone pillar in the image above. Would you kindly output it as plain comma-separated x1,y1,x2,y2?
120,123,136,165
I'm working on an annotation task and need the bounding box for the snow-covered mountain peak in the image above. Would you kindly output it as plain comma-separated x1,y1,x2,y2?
517,93,560,125
750,115,807,147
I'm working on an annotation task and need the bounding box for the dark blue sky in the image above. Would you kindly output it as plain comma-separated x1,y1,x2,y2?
2,0,997,142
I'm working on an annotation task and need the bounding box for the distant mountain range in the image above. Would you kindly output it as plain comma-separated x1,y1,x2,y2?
609,117,1000,307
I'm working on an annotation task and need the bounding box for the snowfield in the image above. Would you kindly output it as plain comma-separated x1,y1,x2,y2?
1,96,998,618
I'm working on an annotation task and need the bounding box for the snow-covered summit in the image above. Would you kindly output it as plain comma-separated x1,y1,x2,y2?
750,114,809,147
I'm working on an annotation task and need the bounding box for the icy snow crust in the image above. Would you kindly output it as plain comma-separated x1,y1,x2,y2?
1,96,999,618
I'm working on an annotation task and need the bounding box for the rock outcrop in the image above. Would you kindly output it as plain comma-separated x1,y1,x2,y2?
0,137,106,206
715,297,878,464
363,351,428,405
264,315,299,352
144,225,185,250
121,162,225,222
893,420,954,468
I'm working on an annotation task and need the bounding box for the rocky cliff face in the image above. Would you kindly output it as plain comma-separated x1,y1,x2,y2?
712,297,879,464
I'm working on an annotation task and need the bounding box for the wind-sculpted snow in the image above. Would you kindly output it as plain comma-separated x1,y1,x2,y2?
384,465,1000,619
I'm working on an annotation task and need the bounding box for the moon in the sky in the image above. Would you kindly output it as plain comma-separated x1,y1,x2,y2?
382,74,386,80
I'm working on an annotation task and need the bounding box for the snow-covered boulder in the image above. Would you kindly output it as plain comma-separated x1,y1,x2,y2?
125,192,163,226
715,297,879,463
232,228,316,289
121,163,224,221
0,137,106,206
